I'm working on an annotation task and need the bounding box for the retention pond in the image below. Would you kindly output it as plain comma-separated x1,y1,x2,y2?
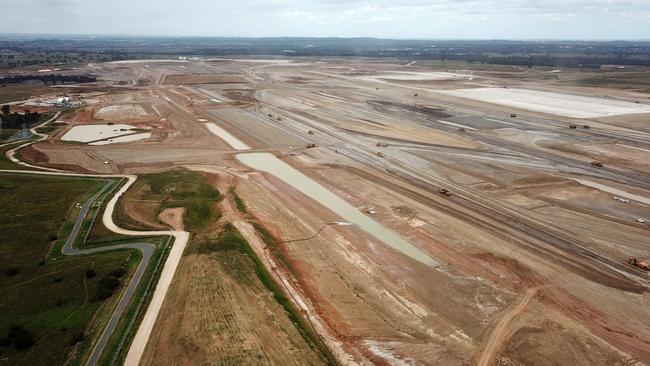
236,152,439,267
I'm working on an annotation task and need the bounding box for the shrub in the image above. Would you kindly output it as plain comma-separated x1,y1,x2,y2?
0,337,11,347
69,331,85,346
85,269,96,278
95,276,120,301
109,267,126,278
13,329,33,350
5,267,18,277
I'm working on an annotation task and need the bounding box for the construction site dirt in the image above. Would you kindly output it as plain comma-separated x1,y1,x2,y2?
13,58,650,366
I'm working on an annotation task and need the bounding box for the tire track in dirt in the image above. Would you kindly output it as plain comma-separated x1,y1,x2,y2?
475,286,544,366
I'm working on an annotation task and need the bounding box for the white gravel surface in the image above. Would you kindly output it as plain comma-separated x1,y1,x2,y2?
437,88,650,118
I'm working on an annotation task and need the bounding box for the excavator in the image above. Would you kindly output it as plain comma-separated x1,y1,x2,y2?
628,258,650,271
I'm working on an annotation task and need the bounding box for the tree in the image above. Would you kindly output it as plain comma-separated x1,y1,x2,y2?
13,329,33,350
1,105,9,115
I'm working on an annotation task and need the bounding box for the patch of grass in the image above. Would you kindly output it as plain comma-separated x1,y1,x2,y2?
0,174,132,365
191,224,336,365
229,187,247,213
0,173,170,366
0,128,18,142
121,169,221,232
566,71,650,91
0,84,63,104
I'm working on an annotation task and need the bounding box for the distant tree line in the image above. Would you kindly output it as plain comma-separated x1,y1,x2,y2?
2,37,650,68
1,105,44,129
0,74,96,85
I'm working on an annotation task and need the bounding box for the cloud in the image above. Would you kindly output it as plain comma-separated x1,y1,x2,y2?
0,0,648,39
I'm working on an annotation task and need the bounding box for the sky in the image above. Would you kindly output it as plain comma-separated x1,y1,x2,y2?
1,0,649,40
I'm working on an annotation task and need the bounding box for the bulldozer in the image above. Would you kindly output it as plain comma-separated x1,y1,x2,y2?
305,143,317,149
628,258,650,271
591,161,604,167
438,188,451,196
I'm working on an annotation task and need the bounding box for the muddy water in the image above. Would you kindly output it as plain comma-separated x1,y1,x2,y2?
205,122,250,150
237,152,439,267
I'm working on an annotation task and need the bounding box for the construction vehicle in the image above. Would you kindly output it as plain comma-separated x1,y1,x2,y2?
628,258,650,271
636,218,647,224
569,124,577,129
376,142,389,147
438,188,451,196
308,130,314,135
458,127,466,132
305,143,317,148
510,113,517,118
376,152,385,157
582,125,590,129
591,161,603,167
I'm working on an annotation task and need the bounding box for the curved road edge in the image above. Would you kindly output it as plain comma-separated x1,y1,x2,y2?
61,179,156,366
1,113,189,366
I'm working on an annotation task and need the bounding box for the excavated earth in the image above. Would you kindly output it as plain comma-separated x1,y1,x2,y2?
16,58,650,366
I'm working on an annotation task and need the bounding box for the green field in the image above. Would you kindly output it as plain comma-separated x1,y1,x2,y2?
0,174,169,365
0,175,131,364
566,71,650,93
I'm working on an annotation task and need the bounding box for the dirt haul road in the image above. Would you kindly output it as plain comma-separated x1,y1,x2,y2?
13,58,650,365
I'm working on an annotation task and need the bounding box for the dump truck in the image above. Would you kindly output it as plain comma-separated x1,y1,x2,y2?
569,124,577,129
376,152,385,157
305,143,317,148
308,130,314,135
628,258,650,271
376,142,389,147
591,161,604,167
458,127,466,132
438,188,451,196
510,113,517,118
582,125,590,129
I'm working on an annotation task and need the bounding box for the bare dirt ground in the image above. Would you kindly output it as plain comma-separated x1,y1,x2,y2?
158,207,185,231
14,58,650,365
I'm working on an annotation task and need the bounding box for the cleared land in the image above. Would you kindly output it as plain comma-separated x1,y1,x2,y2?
7,58,650,366
436,87,650,118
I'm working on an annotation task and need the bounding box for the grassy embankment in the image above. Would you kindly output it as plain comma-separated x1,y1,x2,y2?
87,169,221,363
104,169,221,234
225,188,336,364
189,222,337,365
229,187,298,278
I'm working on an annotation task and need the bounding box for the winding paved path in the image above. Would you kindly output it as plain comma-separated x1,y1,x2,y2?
1,113,189,366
